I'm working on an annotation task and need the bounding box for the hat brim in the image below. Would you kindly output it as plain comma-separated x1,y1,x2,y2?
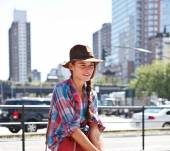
62,58,103,68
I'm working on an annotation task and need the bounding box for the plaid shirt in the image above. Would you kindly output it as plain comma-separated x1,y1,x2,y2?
47,78,105,151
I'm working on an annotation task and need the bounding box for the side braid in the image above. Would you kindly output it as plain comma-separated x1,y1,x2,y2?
86,80,93,119
86,63,96,119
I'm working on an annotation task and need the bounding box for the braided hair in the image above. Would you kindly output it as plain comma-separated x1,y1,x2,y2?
69,61,97,119
86,63,96,119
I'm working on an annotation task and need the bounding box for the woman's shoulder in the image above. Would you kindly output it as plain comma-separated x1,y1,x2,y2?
54,79,69,89
52,79,72,101
53,79,72,94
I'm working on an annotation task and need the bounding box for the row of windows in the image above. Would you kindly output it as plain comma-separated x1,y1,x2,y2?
112,0,136,13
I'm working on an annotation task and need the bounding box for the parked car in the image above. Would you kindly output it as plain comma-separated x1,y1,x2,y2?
131,106,170,129
0,97,50,133
98,98,117,115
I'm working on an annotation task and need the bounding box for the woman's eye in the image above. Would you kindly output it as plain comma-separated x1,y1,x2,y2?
78,63,94,69
79,65,85,68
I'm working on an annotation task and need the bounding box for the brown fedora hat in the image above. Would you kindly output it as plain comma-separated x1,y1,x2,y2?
62,44,103,68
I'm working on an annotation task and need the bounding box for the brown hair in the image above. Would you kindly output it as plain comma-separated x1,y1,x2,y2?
69,62,97,119
86,80,93,119
86,64,96,119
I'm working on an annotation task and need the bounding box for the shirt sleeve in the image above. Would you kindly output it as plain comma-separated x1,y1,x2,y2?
47,86,81,150
88,91,105,132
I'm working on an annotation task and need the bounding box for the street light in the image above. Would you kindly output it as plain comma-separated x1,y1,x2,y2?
109,38,170,83
113,45,152,53
114,45,170,61
164,24,170,34
108,46,153,83
0,81,4,101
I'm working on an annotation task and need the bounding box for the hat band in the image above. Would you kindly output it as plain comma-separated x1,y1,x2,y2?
70,55,94,60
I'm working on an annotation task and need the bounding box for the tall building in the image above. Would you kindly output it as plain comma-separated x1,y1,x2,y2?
111,0,141,83
9,10,31,82
31,69,41,82
111,0,169,83
93,23,111,73
93,31,101,60
140,0,160,49
148,31,170,62
160,0,170,33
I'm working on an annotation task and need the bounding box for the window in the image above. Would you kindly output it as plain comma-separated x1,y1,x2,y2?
166,111,170,115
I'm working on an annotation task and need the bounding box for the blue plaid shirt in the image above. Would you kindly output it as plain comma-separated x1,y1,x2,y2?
47,78,105,151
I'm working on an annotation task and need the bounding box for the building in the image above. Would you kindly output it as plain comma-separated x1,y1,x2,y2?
160,0,170,33
9,10,31,83
31,69,41,82
148,31,170,62
46,65,70,83
46,68,58,82
93,23,111,74
93,31,101,60
111,0,141,83
110,0,169,83
140,0,160,50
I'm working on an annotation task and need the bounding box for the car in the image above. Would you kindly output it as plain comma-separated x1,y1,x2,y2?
0,97,50,133
98,98,117,115
131,106,170,129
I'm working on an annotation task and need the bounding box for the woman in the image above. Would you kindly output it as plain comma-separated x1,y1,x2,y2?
46,44,105,151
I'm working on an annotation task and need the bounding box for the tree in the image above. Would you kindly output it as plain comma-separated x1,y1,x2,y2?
129,61,170,100
28,74,32,83
94,75,121,85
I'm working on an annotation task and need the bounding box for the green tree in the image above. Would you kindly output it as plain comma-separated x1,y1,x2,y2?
94,75,121,85
28,74,32,83
129,61,170,100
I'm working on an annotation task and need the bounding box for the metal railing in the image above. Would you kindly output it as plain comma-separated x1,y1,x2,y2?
0,105,49,151
0,105,170,151
98,105,170,150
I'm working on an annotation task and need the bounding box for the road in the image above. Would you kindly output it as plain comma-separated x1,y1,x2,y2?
0,134,170,151
0,115,170,151
0,115,134,135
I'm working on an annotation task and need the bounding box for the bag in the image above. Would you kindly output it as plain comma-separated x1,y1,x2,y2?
58,137,85,151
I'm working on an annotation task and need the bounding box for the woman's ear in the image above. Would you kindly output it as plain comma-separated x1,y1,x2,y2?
68,63,73,70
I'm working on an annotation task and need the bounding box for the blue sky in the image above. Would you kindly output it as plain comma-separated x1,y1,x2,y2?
0,0,111,81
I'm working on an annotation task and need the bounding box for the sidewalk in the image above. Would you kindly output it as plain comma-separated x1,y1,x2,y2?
99,115,133,131
0,134,170,151
0,115,170,151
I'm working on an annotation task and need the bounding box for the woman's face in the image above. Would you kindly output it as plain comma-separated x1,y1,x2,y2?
69,60,95,82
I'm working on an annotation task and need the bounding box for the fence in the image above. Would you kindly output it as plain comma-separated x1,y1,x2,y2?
0,104,49,151
0,105,170,151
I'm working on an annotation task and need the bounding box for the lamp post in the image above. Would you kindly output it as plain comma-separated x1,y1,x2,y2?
11,82,15,98
111,46,152,83
113,45,169,61
11,84,13,98
106,44,169,84
164,24,170,34
0,80,3,101
113,45,152,53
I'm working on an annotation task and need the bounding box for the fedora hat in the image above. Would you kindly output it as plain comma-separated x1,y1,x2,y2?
62,44,103,68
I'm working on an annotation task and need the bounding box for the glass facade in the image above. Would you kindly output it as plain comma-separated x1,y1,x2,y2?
111,0,165,83
111,0,140,63
9,10,31,82
111,0,140,82
160,0,170,33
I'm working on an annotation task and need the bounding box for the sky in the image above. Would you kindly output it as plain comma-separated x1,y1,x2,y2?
0,0,112,81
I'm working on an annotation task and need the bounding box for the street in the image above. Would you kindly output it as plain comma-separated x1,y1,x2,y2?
0,115,134,135
0,134,170,151
0,115,170,151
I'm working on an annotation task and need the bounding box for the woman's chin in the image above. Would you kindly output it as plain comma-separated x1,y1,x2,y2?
81,77,91,82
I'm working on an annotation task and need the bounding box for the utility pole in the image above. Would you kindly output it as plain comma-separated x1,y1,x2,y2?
0,81,3,101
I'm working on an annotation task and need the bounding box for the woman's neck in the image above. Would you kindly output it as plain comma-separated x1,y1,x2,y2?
72,77,84,95
73,79,83,91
